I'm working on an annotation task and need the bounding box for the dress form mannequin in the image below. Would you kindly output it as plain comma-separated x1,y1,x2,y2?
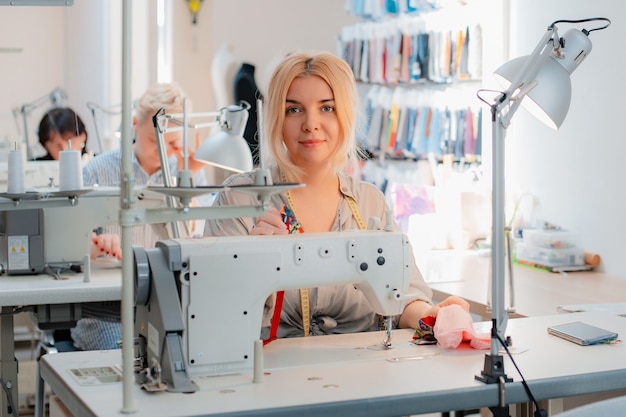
234,62,262,165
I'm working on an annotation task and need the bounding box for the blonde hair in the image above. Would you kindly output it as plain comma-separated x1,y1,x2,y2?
135,82,187,124
263,51,360,181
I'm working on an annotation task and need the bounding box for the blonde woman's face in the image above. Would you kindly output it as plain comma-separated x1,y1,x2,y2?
281,75,340,169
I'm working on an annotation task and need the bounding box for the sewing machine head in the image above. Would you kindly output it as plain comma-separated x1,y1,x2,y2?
133,230,412,392
0,186,166,276
0,189,119,275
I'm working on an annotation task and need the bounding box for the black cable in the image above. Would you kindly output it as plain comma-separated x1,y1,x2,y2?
0,378,19,417
495,333,547,417
549,17,611,35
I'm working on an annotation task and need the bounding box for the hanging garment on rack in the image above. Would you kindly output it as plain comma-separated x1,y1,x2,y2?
463,108,476,156
427,108,443,156
404,107,418,153
474,107,482,157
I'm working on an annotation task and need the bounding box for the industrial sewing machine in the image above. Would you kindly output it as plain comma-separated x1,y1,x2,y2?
132,229,412,393
0,186,168,276
0,186,171,339
0,189,117,275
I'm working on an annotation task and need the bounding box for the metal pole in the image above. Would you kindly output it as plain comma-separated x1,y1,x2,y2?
491,106,507,356
21,107,33,160
120,0,136,413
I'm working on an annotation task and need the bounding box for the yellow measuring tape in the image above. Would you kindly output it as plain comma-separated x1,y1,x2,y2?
285,175,366,337
344,195,367,231
284,187,312,337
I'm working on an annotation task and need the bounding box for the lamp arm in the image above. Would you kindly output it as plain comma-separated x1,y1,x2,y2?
159,111,222,130
158,104,251,133
254,98,273,188
15,88,68,159
182,99,189,177
165,111,222,119
87,105,103,154
164,120,220,130
153,109,182,239
21,107,33,160
20,89,61,114
496,27,557,128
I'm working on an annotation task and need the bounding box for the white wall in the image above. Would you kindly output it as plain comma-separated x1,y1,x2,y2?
208,0,359,98
168,0,358,118
0,6,65,157
0,1,155,158
503,1,624,276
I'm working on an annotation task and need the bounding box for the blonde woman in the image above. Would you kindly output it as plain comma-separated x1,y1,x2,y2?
205,51,468,340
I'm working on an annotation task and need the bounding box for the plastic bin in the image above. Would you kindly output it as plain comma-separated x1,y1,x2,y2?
516,242,584,267
522,229,578,249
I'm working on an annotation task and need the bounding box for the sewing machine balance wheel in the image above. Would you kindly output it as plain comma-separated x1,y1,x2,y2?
133,245,151,306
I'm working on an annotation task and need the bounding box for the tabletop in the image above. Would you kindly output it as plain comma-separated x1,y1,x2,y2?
0,260,121,308
41,311,626,417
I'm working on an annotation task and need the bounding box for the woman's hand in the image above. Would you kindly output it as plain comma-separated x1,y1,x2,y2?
90,232,122,260
249,207,289,235
426,295,470,317
399,296,470,329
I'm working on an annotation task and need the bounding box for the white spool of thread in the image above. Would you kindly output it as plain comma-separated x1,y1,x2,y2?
252,339,264,383
59,142,83,191
7,148,25,194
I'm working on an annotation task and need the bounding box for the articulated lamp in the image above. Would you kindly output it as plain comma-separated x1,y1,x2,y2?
152,100,254,238
493,26,598,130
14,87,67,160
476,17,610,413
154,101,253,178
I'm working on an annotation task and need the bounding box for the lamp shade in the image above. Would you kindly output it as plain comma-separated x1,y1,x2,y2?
494,28,592,129
194,104,253,172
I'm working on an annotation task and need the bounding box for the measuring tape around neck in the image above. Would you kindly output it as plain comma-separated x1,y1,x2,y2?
283,173,366,337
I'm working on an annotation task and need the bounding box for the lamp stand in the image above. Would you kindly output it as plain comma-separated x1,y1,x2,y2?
473,18,611,417
475,100,513,385
474,99,514,417
474,23,562,392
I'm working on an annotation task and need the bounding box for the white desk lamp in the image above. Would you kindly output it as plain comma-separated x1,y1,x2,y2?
475,17,610,416
151,100,253,238
154,101,253,176
193,102,254,173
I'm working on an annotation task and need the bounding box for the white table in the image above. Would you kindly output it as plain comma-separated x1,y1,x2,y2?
0,263,121,417
41,311,626,417
420,250,626,318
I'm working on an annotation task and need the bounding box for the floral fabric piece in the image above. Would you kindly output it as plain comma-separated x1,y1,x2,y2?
412,315,437,345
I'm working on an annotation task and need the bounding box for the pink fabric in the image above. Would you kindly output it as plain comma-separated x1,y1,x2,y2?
433,304,490,349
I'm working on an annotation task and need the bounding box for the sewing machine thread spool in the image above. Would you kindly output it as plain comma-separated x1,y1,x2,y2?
59,142,83,191
7,148,25,194
253,339,264,383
